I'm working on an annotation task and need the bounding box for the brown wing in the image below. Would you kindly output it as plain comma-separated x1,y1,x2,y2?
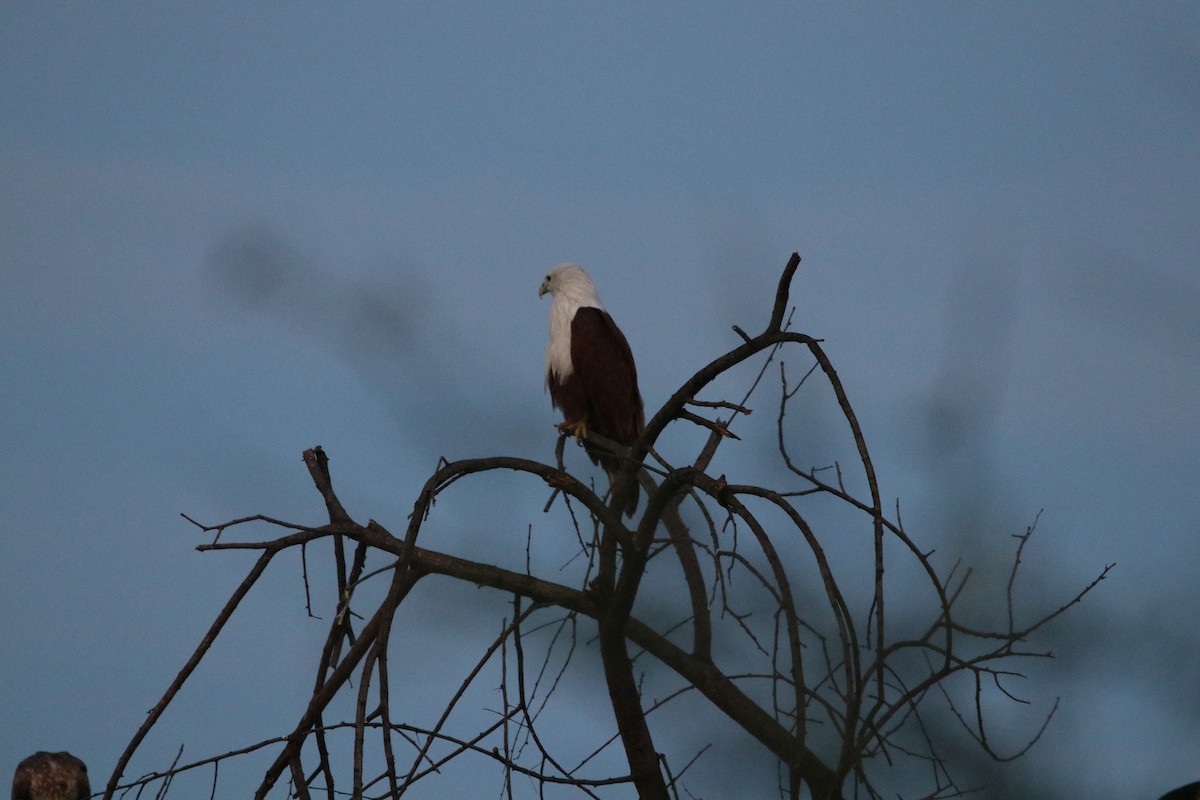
570,307,645,447
548,365,589,429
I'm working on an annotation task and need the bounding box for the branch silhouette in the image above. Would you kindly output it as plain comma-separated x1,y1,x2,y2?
104,253,1109,800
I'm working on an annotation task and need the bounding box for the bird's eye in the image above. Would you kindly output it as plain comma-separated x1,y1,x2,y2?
544,274,551,282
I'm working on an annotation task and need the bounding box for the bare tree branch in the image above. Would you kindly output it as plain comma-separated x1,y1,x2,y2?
104,253,1106,800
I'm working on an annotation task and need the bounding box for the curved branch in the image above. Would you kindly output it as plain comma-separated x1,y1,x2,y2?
117,253,1103,800
767,252,803,333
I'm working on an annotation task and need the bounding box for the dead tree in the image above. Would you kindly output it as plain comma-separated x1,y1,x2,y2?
103,254,1109,799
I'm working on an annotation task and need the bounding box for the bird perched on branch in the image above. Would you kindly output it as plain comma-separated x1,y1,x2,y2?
539,264,645,515
11,752,89,800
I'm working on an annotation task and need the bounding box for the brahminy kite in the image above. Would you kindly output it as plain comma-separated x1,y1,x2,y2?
539,264,645,515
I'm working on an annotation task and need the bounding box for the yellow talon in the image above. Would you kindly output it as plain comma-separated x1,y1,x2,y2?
558,420,588,443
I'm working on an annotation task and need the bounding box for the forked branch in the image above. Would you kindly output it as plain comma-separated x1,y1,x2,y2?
105,254,1105,800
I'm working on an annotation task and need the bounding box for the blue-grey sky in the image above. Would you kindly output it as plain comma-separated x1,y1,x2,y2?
2,4,1197,798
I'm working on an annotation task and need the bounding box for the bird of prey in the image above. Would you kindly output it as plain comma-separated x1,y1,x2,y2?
539,263,645,515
